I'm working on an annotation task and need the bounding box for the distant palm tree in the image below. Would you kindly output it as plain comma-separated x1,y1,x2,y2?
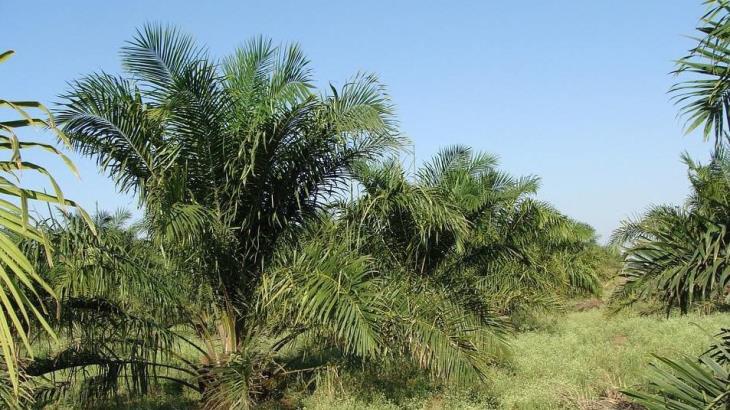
611,151,730,313
348,145,603,319
21,209,205,403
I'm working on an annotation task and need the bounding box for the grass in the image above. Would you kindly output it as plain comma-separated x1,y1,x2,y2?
304,306,730,409
39,304,730,409
486,308,728,409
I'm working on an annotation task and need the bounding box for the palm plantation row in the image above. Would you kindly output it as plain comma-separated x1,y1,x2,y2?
1,26,609,408
2,1,730,408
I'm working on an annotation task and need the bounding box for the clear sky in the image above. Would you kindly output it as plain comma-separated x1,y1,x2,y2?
1,1,713,241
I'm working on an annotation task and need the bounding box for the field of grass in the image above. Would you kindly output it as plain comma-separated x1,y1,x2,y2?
304,306,730,409
46,303,728,409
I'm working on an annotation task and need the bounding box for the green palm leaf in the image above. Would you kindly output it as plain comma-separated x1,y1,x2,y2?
0,50,91,398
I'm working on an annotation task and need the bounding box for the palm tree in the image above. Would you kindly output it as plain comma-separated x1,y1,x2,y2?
611,151,730,313
57,24,399,357
346,145,604,330
0,50,91,405
48,25,452,406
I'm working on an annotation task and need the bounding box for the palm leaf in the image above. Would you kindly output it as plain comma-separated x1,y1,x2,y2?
0,50,91,398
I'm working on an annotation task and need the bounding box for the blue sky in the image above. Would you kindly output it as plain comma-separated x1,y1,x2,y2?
1,1,713,241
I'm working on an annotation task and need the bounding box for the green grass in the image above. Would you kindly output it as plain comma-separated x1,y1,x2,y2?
39,306,730,409
304,307,730,409
486,308,728,409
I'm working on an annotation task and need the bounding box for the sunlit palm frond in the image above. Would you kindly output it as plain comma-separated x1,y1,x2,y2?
0,50,92,397
121,23,206,95
57,73,159,195
672,0,730,149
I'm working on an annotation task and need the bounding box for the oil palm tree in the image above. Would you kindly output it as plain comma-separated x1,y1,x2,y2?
611,151,730,313
346,146,603,328
420,147,604,317
57,24,400,359
22,207,500,406
51,24,482,407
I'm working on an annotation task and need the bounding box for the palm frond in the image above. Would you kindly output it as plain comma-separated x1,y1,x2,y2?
0,50,91,398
